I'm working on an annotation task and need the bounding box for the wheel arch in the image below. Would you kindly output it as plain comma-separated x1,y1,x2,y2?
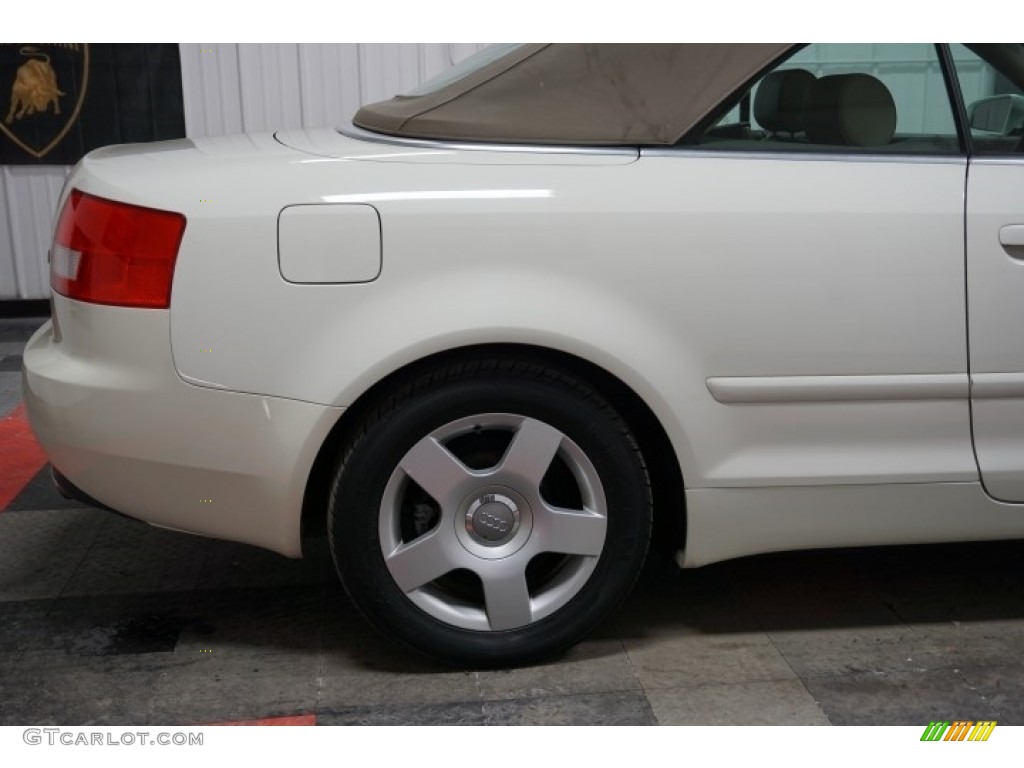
300,343,686,564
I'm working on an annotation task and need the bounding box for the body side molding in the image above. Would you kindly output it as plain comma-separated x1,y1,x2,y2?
707,373,967,404
971,373,1024,399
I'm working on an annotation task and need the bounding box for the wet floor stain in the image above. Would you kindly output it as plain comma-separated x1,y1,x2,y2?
69,612,189,656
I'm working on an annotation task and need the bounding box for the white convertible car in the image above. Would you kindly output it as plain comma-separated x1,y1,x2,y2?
22,43,1024,666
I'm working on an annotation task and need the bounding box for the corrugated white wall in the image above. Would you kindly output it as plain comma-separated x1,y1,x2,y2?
0,164,69,300
0,43,484,301
179,43,485,137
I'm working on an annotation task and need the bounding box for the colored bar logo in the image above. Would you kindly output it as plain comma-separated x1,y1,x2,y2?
920,721,996,741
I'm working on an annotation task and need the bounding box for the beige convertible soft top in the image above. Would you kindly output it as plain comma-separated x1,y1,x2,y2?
353,44,794,145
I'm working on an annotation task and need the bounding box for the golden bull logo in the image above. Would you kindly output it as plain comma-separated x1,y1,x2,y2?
6,47,65,123
0,43,88,159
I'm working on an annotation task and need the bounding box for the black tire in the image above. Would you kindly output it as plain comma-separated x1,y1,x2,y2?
327,358,652,667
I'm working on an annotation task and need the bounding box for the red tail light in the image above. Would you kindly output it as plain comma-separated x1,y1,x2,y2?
51,190,186,309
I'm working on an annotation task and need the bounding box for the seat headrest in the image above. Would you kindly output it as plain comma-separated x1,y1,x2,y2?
805,73,897,147
754,69,816,134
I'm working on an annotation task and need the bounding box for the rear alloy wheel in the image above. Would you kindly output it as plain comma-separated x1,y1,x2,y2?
328,361,652,667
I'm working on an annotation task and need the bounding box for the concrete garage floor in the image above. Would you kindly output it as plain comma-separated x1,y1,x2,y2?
2,317,1024,726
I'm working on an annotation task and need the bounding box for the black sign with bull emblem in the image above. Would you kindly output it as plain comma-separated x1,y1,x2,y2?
0,44,184,164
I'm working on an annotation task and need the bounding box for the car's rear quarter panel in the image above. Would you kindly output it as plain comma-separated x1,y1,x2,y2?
165,140,974,493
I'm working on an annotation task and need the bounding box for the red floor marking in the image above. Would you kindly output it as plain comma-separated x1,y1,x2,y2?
208,714,317,727
0,403,48,512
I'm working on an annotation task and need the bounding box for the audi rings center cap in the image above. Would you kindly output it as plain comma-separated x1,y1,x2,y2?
466,493,520,546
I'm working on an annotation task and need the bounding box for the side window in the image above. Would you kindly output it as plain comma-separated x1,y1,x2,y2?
950,44,1024,155
695,44,960,155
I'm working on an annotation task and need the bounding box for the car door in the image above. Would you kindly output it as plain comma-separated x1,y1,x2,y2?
641,43,977,489
949,44,1024,501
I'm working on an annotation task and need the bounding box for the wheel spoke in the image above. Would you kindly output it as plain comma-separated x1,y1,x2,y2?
399,435,473,508
498,417,564,489
481,564,533,630
384,530,457,593
536,505,606,557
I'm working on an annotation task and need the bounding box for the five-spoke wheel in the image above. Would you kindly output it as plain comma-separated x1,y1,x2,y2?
328,360,651,667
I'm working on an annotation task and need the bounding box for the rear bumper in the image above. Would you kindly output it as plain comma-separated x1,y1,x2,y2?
22,302,343,557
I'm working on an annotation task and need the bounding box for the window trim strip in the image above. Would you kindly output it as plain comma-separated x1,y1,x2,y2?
639,147,967,165
938,43,974,156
